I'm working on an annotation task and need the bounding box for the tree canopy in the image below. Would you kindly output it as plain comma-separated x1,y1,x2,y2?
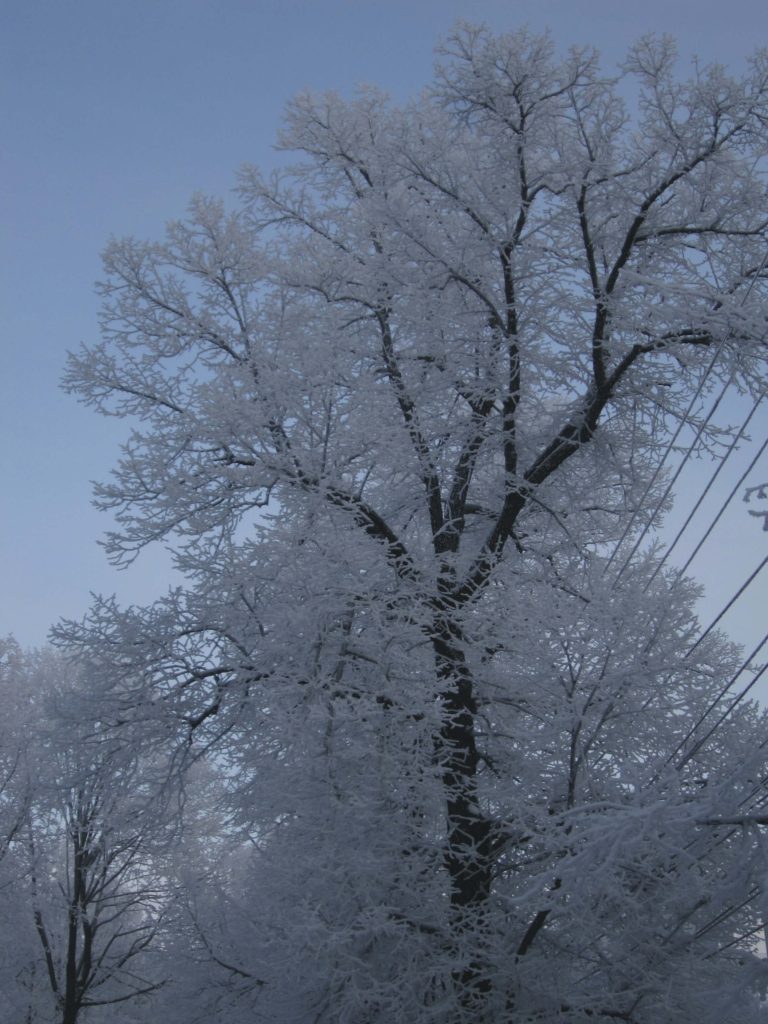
31,24,768,1023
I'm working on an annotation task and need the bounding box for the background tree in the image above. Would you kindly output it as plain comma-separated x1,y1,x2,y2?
0,638,31,869
59,25,768,1022
0,638,44,1024
0,646,172,1024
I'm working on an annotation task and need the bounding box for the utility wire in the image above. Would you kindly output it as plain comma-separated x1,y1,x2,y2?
642,557,768,788
602,341,727,577
606,246,768,582
677,647,768,771
642,408,768,768
629,395,768,767
625,398,767,707
685,553,768,661
669,631,768,769
673,432,768,582
644,393,765,588
611,373,734,586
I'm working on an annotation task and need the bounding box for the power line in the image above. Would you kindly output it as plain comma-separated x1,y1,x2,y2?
685,553,768,661
641,558,768,787
611,373,734,586
602,341,727,578
644,393,765,588
673,432,768,583
606,246,768,584
676,639,768,772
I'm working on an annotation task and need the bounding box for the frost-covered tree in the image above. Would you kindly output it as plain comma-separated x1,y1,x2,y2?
0,647,171,1024
0,638,31,868
59,26,768,1022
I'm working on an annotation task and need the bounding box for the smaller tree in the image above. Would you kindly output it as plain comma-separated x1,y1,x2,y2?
0,647,171,1024
0,638,30,869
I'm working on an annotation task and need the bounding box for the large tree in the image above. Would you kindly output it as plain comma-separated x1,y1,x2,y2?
60,26,768,1022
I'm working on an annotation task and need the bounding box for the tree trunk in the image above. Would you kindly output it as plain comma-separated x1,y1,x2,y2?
433,613,495,1015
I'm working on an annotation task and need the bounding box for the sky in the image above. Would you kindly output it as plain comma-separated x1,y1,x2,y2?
2,0,768,677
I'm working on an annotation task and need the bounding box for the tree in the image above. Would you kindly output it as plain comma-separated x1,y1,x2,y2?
0,646,171,1024
0,638,31,870
60,25,768,1022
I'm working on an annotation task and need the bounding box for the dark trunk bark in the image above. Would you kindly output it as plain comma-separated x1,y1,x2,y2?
433,613,495,1015
61,903,80,1024
61,832,86,1024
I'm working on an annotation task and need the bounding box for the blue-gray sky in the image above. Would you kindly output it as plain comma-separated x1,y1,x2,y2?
2,0,768,661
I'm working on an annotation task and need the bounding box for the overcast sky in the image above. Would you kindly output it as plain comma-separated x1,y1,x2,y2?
2,0,768,669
